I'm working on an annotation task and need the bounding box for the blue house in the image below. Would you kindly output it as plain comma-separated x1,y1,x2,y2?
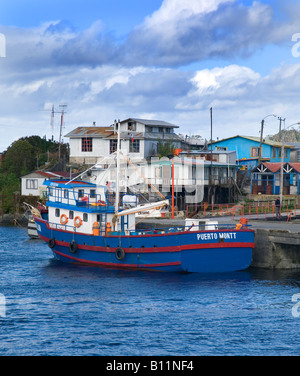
211,135,291,171
251,162,300,195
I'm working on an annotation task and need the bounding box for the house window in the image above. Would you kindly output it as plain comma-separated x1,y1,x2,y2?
129,139,140,153
251,147,260,157
110,139,117,154
284,148,288,158
26,179,38,189
278,148,281,157
216,146,227,151
128,121,136,131
272,147,276,158
82,137,93,152
155,167,162,178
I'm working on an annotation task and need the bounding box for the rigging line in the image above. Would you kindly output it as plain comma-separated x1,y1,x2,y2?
120,152,165,200
128,207,161,230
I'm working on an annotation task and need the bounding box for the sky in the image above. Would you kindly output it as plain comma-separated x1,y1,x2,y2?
0,0,300,152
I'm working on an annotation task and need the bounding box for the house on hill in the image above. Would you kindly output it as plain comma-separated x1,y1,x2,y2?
211,135,292,171
65,118,183,165
21,171,75,197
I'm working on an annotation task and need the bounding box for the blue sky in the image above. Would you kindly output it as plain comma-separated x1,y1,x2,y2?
0,0,300,151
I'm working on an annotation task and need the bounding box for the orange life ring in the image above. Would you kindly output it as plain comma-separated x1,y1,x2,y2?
60,214,68,225
74,216,83,228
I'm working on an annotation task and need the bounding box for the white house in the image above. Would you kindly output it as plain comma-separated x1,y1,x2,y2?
21,171,73,197
65,118,183,165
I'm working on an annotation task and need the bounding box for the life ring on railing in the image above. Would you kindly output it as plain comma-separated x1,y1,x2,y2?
115,247,125,261
69,240,78,254
74,216,83,228
60,214,68,225
48,238,56,248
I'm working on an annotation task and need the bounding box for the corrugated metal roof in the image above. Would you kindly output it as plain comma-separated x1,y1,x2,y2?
65,126,114,138
120,118,179,128
211,135,292,148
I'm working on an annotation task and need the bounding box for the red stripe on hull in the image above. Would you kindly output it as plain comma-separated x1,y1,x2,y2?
53,250,181,269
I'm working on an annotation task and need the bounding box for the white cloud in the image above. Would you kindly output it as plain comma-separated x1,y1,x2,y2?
191,65,260,97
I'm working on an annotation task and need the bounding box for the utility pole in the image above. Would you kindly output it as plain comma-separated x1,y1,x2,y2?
258,119,264,166
258,114,277,166
278,116,286,204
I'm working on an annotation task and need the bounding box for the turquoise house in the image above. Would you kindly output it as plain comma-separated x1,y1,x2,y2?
211,135,291,171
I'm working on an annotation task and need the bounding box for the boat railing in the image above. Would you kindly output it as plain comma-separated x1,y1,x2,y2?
48,221,243,236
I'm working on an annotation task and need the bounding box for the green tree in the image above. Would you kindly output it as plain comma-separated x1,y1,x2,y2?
157,140,175,158
0,135,68,213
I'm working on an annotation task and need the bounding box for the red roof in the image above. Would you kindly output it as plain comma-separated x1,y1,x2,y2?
289,163,300,173
262,163,281,172
261,162,300,173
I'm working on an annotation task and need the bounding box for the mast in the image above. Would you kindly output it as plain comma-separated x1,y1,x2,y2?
115,119,121,216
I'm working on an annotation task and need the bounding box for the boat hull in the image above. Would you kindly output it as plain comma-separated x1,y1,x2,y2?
35,217,254,273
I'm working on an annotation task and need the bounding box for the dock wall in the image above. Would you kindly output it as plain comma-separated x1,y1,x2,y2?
253,229,300,269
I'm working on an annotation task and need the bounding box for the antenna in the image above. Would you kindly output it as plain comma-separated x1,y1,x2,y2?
58,104,68,161
51,105,54,140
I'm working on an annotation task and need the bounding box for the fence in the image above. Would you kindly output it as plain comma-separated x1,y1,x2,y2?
186,200,300,221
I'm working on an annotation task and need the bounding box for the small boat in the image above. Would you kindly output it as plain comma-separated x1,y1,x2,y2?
34,126,254,273
24,202,48,239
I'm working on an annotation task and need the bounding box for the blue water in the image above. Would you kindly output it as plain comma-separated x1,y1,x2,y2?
1,226,300,356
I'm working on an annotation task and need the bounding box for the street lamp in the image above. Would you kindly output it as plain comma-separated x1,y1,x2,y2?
279,121,300,203
258,114,277,165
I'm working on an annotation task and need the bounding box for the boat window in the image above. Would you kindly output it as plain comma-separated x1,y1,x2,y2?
90,189,96,198
49,188,54,196
78,189,84,198
69,210,74,219
55,208,60,217
83,213,88,222
63,189,69,199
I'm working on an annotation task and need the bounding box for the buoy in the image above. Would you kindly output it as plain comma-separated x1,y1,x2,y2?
60,214,68,225
48,238,56,248
106,222,111,235
115,247,125,260
69,240,78,254
74,216,83,228
240,218,248,225
92,222,100,236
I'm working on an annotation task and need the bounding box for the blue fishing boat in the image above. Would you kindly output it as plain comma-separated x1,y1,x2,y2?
34,177,254,273
34,125,254,273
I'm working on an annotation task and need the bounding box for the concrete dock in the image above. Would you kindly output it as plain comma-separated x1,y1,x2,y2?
137,215,300,270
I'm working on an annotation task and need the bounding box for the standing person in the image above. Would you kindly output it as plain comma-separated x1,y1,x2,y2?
275,197,281,219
